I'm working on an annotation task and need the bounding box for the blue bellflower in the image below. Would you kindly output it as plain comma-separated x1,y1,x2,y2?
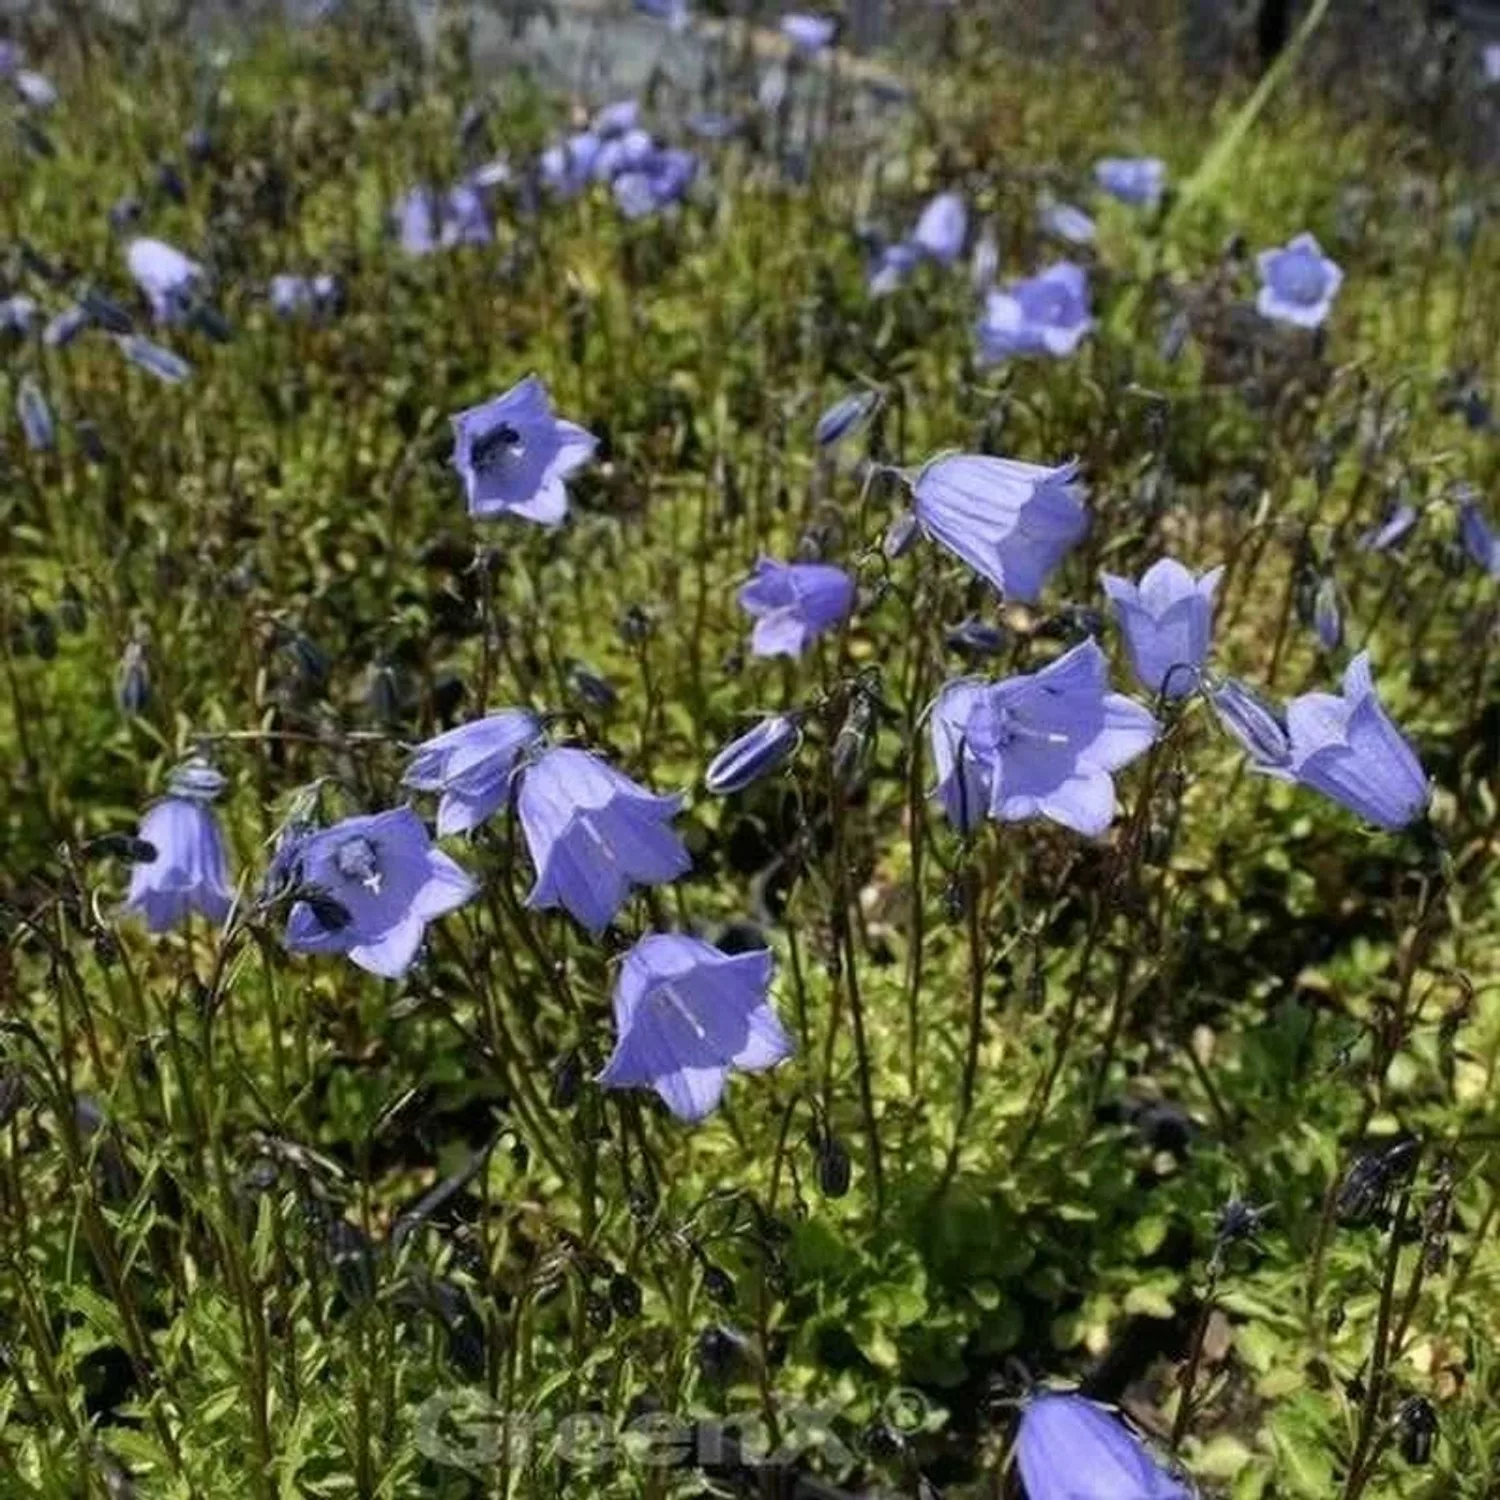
283,807,477,978
913,453,1089,603
1016,1393,1192,1500
1256,233,1343,328
1284,654,1428,830
1357,503,1418,553
911,191,968,265
614,146,698,218
1094,156,1166,209
395,184,491,254
930,640,1158,837
815,390,877,448
781,12,836,52
705,714,801,794
736,558,855,659
598,934,791,1120
1100,558,1223,700
118,335,191,384
121,761,235,932
977,262,1093,362
452,375,597,525
1209,678,1293,774
403,709,544,836
518,748,690,933
126,237,203,323
868,240,923,297
0,294,39,334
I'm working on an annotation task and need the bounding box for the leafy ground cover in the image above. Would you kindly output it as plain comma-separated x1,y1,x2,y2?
3,2,1500,1496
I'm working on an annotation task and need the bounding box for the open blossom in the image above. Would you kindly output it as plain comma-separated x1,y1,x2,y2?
913,454,1088,602
930,639,1158,837
1094,156,1166,208
518,748,690,932
403,709,544,836
977,262,1092,362
1016,1393,1192,1500
613,146,698,218
598,934,791,1120
395,184,491,254
121,761,234,932
1284,654,1428,830
1256,233,1342,328
1100,558,1223,699
736,558,855,658
282,807,477,978
451,375,597,525
126,237,203,323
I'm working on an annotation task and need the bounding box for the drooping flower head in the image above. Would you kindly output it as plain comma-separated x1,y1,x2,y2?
913,454,1089,603
395,184,492,255
541,132,604,198
121,759,235,932
518,748,690,933
1015,1392,1192,1500
705,714,801,794
780,11,836,53
1256,233,1343,329
451,375,597,525
598,933,791,1120
1094,156,1166,209
403,709,545,836
613,146,698,218
1100,558,1223,700
282,807,476,978
930,640,1159,837
1284,654,1428,830
977,262,1092,362
736,558,855,659
911,190,968,265
126,237,203,324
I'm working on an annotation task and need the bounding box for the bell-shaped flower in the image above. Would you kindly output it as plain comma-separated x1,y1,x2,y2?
451,375,597,525
930,640,1158,837
403,709,544,836
815,389,877,448
1038,199,1097,245
1284,653,1428,830
282,807,477,978
705,714,801,794
913,453,1088,603
781,12,836,53
126,237,203,324
911,190,967,265
15,70,58,109
395,184,491,255
1100,557,1223,700
1209,678,1293,775
541,132,603,198
598,933,791,1121
518,748,690,933
613,146,698,218
736,558,855,659
121,761,234,932
977,262,1092,362
868,240,922,297
1094,155,1166,209
1357,503,1418,553
1016,1393,1192,1500
1256,233,1343,329
0,293,39,334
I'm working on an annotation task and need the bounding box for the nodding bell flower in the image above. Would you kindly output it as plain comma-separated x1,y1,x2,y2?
1015,1392,1192,1500
598,933,791,1121
780,12,836,53
1094,155,1166,209
910,190,968,266
517,748,690,933
736,558,855,659
125,237,203,324
403,709,545,836
1100,558,1223,700
121,759,235,932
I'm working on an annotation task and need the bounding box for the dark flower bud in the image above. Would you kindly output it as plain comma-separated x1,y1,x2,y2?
75,420,107,465
281,630,328,690
116,641,150,715
567,663,618,711
508,1138,529,1171
831,693,878,791
585,1293,613,1332
154,161,187,203
28,608,57,660
550,1049,583,1109
1214,1197,1267,1244
609,1273,642,1318
864,1422,906,1462
617,604,653,645
58,582,86,634
367,662,403,726
702,1264,736,1307
696,1324,745,1382
1327,1303,1346,1335
81,288,133,334
882,511,919,560
1396,1397,1437,1465
945,617,1007,658
816,1133,851,1198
